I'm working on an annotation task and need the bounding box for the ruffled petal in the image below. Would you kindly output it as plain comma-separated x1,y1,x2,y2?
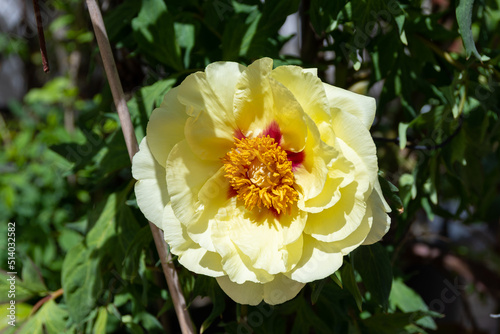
213,202,307,276
331,110,379,196
300,155,355,213
166,140,221,225
163,204,224,277
362,180,391,245
216,274,305,305
324,83,376,130
294,115,337,206
178,70,236,160
187,167,231,252
216,276,264,305
263,274,305,305
132,138,169,228
234,58,307,152
303,182,367,243
271,65,334,144
147,87,188,167
205,61,246,113
286,234,344,283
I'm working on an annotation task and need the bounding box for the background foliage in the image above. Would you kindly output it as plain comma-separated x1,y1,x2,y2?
1,0,499,333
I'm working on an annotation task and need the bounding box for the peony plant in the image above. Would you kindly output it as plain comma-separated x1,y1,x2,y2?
132,57,391,305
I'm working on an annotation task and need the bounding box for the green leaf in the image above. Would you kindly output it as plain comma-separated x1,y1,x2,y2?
21,257,47,294
398,122,410,150
0,302,32,331
61,244,102,324
192,276,226,333
123,225,152,281
16,300,68,334
352,244,393,310
340,262,363,311
362,311,431,334
456,0,482,60
131,0,182,70
311,279,327,305
0,272,44,303
94,307,108,333
378,175,404,214
330,271,343,289
390,278,437,330
174,23,195,68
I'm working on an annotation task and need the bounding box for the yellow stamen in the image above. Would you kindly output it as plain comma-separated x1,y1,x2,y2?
223,136,298,215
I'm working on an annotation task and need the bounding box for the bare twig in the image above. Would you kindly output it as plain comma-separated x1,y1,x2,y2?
85,1,194,333
32,0,50,73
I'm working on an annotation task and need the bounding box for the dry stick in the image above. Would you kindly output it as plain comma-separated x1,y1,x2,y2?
32,0,49,73
85,1,195,333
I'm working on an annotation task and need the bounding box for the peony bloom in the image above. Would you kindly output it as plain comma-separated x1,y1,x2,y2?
132,58,391,305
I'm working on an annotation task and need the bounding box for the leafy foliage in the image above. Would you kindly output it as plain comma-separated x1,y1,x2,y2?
1,0,499,333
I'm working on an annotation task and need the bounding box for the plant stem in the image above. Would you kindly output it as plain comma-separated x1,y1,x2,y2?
32,0,50,73
85,1,194,333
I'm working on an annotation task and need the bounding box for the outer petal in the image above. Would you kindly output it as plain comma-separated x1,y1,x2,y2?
324,83,376,130
216,276,264,305
331,110,379,196
216,274,305,305
286,234,344,283
178,70,237,160
205,61,246,113
213,202,306,276
132,138,169,228
271,65,335,145
163,204,224,277
147,87,188,167
166,140,221,225
234,58,307,152
362,180,391,245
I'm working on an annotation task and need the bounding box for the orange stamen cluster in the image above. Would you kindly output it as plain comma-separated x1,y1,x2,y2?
223,136,298,215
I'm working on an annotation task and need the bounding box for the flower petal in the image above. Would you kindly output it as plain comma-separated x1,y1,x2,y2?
286,234,344,283
263,274,305,305
303,182,367,243
187,167,231,252
213,202,307,276
216,276,264,305
271,65,334,143
331,110,378,196
234,58,307,151
294,115,337,205
178,70,237,160
147,87,188,167
324,83,376,130
216,274,305,305
163,204,224,277
362,180,391,245
166,140,221,225
300,156,355,213
205,61,247,113
132,138,169,228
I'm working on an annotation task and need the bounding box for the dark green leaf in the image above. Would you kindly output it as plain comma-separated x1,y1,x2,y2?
131,0,183,70
352,244,393,310
340,262,363,311
390,278,437,330
61,244,102,324
456,0,482,60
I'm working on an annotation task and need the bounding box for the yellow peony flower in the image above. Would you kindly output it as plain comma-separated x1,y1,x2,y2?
132,57,391,305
